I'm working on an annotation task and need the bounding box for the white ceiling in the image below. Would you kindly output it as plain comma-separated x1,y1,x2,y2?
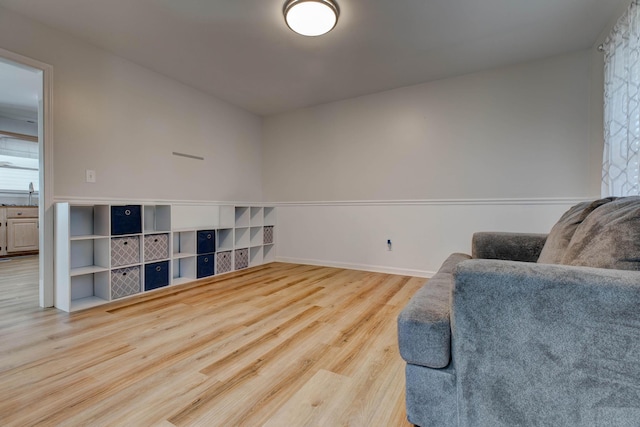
0,0,629,116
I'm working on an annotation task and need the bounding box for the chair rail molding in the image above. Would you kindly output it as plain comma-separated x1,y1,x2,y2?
272,197,591,207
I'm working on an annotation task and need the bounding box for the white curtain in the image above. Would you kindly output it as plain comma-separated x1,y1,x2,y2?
602,0,640,197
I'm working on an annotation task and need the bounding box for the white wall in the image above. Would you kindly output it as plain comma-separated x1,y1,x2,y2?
264,51,597,275
0,6,262,203
264,51,593,201
275,200,581,276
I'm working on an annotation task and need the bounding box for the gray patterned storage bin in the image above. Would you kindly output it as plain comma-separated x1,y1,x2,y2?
217,251,232,274
235,248,248,270
144,233,169,262
264,226,274,244
111,236,140,267
111,266,140,299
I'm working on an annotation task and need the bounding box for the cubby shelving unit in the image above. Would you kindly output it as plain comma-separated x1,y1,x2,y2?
219,206,235,229
172,257,196,286
172,231,196,258
250,207,263,226
217,229,234,251
234,227,250,249
235,206,250,227
70,238,110,276
143,205,171,233
264,243,276,263
250,246,263,267
250,226,263,247
264,207,276,226
55,203,275,312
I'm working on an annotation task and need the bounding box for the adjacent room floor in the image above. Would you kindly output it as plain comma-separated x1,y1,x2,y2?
0,259,419,426
0,255,40,310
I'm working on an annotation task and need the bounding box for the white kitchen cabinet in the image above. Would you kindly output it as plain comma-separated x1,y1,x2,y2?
0,206,39,255
7,218,39,252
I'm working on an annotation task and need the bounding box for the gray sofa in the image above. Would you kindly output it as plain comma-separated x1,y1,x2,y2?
398,196,640,426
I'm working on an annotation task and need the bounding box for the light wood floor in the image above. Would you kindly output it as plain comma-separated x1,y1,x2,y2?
0,255,40,311
0,258,422,426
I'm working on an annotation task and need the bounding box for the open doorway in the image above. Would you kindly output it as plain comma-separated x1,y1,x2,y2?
0,48,53,309
0,57,42,308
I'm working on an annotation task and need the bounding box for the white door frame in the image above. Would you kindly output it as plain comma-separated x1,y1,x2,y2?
0,47,54,308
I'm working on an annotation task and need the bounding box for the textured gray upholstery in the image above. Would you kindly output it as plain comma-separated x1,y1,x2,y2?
472,232,547,262
562,196,640,270
398,198,640,427
453,260,640,426
537,197,616,264
398,253,471,368
405,363,457,427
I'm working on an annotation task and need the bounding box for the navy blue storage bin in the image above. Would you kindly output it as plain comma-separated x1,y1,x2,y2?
144,261,169,291
197,230,216,254
197,254,215,278
111,205,142,235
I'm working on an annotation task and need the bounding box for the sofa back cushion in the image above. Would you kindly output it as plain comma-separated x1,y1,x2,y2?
537,198,616,264
560,196,640,270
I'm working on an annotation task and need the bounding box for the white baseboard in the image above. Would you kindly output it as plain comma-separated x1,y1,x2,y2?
275,256,435,278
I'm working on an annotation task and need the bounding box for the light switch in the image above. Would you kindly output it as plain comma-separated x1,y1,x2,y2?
86,169,96,183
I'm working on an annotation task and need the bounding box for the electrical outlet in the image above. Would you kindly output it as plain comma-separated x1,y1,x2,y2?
86,169,96,183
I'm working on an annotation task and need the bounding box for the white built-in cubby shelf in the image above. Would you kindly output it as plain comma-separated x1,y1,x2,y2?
143,205,171,233
250,207,263,226
173,231,196,258
172,257,196,286
70,238,110,276
219,206,235,228
235,206,250,228
264,207,276,226
250,246,263,267
234,227,250,249
70,271,110,312
250,226,263,247
69,204,110,238
264,244,275,263
217,229,234,252
55,203,276,312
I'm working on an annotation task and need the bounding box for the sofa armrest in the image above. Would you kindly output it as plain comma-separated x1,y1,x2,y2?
452,259,640,426
471,232,547,262
398,253,471,369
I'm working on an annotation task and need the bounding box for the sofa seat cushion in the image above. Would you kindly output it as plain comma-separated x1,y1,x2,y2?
561,196,640,270
398,253,471,369
537,198,616,264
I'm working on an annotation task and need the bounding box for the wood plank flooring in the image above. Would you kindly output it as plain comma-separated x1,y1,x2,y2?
0,259,422,426
0,255,39,311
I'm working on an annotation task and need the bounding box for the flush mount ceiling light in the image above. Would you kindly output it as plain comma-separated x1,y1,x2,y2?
284,0,340,37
